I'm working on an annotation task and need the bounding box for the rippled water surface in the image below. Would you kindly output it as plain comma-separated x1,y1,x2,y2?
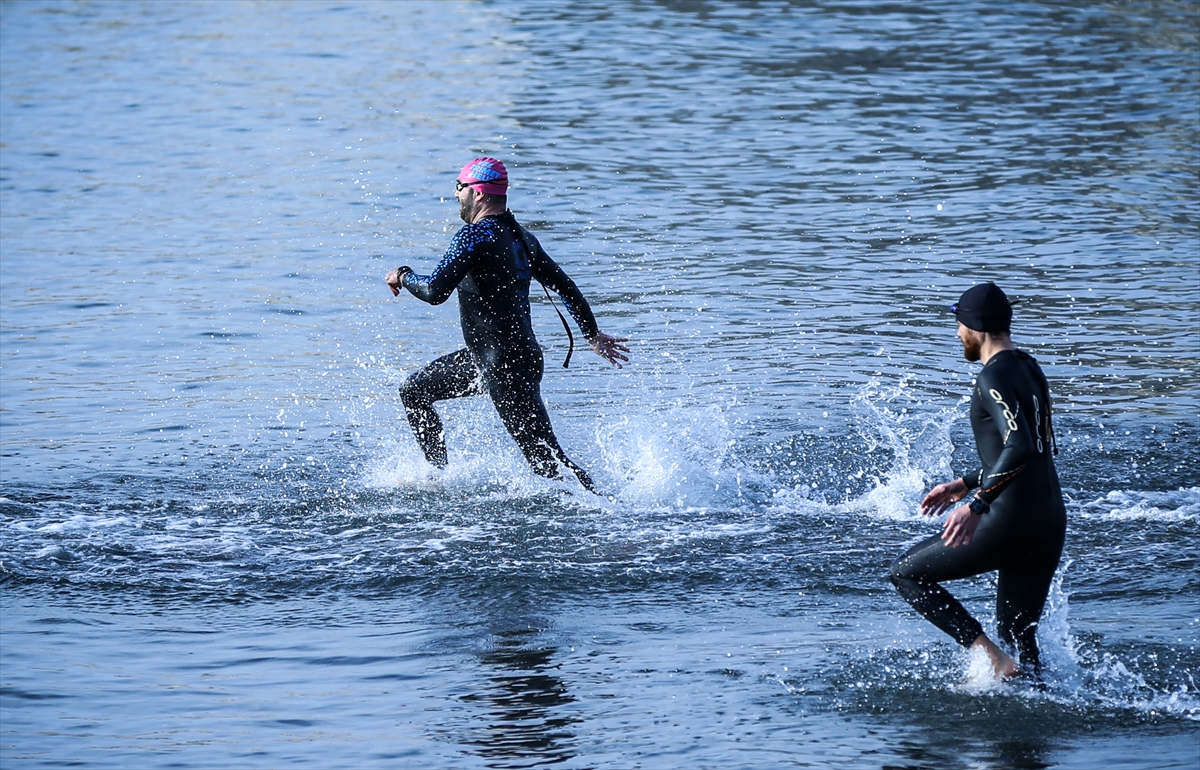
2,1,1198,768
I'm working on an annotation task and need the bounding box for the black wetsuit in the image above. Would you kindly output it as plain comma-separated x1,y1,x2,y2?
398,211,598,491
890,349,1066,674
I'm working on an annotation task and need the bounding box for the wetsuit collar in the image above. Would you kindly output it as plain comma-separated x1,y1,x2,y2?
979,339,1017,366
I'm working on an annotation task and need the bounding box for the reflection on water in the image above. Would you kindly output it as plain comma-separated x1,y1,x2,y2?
464,630,578,768
889,706,1056,770
889,736,1053,770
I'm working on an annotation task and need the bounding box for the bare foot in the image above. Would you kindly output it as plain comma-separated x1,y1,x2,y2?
967,633,1020,682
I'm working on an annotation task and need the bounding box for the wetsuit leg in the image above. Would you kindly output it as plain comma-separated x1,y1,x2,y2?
994,528,1064,674
399,349,484,467
890,528,1003,648
484,364,596,493
890,511,1063,673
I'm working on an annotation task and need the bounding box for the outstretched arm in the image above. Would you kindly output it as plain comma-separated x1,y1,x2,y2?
384,231,476,305
526,227,631,368
588,331,631,369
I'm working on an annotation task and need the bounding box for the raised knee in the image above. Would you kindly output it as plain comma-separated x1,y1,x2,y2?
888,557,908,588
399,378,427,409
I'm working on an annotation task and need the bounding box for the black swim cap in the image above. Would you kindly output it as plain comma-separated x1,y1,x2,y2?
951,282,1012,333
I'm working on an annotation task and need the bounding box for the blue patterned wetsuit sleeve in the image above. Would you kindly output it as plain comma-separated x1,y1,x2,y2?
525,233,600,339
401,229,477,305
972,366,1037,507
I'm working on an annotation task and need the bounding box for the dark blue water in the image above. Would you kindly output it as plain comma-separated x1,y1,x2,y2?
2,1,1197,767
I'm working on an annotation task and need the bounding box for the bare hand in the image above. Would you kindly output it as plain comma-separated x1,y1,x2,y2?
385,268,407,297
920,477,969,517
941,504,981,547
588,332,631,369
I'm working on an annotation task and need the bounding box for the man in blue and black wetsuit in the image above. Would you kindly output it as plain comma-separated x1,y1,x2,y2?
384,157,630,492
891,283,1066,680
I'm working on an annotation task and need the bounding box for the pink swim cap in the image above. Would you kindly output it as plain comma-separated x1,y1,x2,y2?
457,157,509,195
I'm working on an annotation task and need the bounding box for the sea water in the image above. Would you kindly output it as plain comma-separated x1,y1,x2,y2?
1,1,1197,767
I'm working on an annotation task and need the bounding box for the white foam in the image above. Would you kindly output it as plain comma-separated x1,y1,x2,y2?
1075,488,1200,521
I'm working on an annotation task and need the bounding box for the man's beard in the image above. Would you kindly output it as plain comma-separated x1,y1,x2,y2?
961,331,982,362
459,194,475,223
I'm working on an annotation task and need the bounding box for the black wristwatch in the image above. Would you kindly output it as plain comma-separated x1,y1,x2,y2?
396,266,412,281
968,497,990,516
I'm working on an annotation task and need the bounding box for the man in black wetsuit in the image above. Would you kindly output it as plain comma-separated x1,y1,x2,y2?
384,157,630,492
890,283,1066,680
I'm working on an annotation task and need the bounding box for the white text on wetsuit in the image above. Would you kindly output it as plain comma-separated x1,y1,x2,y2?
988,388,1020,443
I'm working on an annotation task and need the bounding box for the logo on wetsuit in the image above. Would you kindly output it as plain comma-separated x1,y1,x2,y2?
1032,394,1044,453
988,388,1020,441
